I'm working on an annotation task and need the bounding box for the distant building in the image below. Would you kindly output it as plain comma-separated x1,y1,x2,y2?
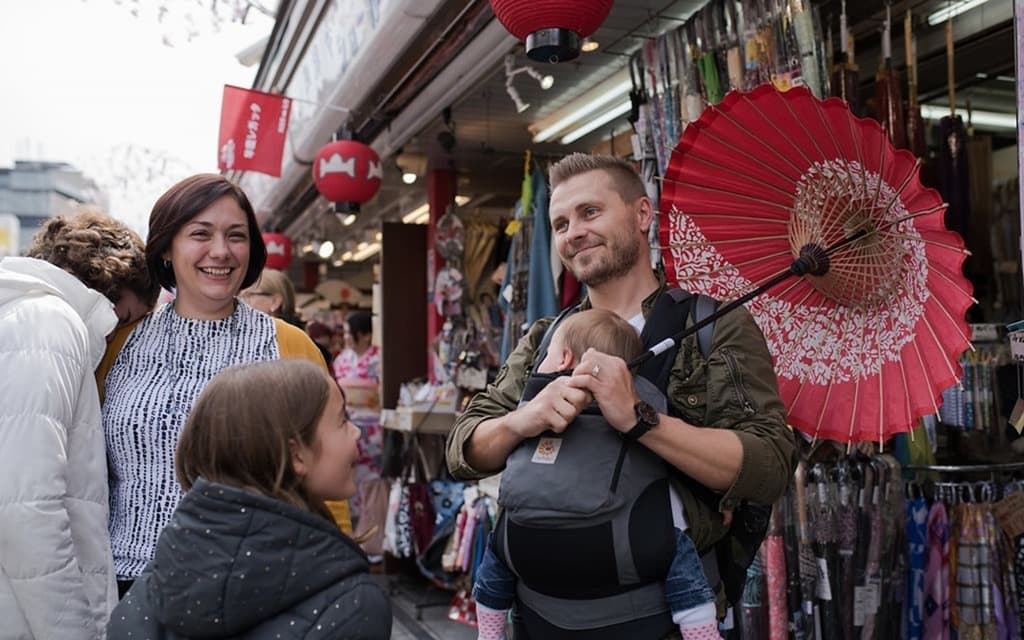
0,160,109,255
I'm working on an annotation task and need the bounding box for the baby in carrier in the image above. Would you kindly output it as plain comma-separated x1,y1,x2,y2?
472,308,721,640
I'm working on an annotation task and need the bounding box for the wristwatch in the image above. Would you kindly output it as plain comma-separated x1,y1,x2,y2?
623,400,659,442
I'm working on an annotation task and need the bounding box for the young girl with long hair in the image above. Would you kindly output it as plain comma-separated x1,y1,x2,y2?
107,359,391,639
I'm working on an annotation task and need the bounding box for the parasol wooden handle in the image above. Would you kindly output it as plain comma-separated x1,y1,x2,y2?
794,462,810,542
946,19,955,117
905,10,917,108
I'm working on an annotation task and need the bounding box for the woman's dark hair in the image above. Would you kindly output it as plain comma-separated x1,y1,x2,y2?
346,311,372,340
146,174,266,291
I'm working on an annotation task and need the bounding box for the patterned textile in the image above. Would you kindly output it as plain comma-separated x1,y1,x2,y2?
996,527,1020,640
838,476,859,640
859,461,884,640
764,534,788,640
384,479,413,558
924,501,951,640
332,345,382,521
906,497,929,640
103,302,279,580
1016,536,1024,637
956,503,995,639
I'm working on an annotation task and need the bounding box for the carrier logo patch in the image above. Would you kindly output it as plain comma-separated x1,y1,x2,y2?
531,437,562,464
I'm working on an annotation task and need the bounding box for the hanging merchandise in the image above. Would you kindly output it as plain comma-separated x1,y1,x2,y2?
875,4,907,150
683,22,705,126
743,0,771,90
488,0,613,63
312,138,382,213
461,221,499,302
525,165,558,324
904,10,926,158
697,11,725,105
938,20,971,240
791,0,822,98
435,205,466,264
434,267,465,318
723,0,746,92
830,0,860,115
660,84,974,445
769,0,801,91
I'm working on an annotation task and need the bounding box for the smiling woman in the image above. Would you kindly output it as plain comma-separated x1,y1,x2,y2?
95,174,346,600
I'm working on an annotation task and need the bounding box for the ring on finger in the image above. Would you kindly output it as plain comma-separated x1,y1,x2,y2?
591,364,600,379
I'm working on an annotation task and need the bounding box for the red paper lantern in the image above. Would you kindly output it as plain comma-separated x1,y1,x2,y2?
262,232,292,270
489,0,613,63
312,140,382,210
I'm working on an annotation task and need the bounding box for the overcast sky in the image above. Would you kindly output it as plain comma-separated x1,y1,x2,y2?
0,0,275,234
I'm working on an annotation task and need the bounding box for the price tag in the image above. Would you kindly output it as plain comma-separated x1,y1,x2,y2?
972,323,1001,342
815,558,833,601
1010,331,1024,362
993,492,1024,538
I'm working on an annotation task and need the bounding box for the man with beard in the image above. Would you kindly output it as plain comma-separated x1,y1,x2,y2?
445,154,795,639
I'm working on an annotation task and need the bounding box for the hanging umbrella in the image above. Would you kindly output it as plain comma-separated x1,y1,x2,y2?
315,278,370,307
656,83,974,446
904,10,926,159
874,4,907,150
829,0,860,116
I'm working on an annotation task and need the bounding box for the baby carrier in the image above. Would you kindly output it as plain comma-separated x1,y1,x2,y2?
493,289,725,637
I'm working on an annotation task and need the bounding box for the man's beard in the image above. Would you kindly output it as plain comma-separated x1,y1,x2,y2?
569,237,640,288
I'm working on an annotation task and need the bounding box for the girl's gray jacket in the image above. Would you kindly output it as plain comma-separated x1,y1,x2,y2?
108,478,391,639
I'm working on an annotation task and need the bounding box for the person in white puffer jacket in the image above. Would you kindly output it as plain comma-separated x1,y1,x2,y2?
0,210,157,639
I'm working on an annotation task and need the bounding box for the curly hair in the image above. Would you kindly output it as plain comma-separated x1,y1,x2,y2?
26,206,159,306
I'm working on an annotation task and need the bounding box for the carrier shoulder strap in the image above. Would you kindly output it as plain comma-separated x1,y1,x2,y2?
637,289,718,390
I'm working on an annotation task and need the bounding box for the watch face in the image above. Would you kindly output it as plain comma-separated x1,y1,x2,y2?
635,401,658,426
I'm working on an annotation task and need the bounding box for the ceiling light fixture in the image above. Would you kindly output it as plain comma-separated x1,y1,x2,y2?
317,240,335,259
559,99,632,144
920,104,1016,130
581,37,600,52
926,0,993,26
504,54,555,114
531,70,631,142
351,242,382,262
402,203,430,224
402,172,418,184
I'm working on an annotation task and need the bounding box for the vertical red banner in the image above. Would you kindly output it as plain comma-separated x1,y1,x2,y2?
217,85,291,177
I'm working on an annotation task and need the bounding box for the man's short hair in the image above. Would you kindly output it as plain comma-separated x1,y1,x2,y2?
548,153,647,204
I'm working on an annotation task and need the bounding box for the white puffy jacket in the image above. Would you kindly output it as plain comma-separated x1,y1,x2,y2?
0,257,118,639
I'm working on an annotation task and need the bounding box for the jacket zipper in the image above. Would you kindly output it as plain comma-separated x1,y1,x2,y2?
721,348,756,416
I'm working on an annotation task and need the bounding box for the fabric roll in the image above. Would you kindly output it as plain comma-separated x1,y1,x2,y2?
906,497,929,640
924,501,951,640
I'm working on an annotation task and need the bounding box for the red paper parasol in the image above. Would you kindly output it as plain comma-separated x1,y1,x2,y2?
658,84,974,445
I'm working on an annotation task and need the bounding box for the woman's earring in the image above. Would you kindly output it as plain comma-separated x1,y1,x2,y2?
163,259,171,270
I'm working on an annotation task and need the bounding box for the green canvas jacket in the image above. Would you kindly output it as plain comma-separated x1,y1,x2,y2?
445,280,796,555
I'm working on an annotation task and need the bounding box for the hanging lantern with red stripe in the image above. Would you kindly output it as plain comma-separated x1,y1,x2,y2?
312,139,382,213
262,232,292,270
489,0,614,63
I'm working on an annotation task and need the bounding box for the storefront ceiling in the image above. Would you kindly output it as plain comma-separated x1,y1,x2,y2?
399,0,1015,191
285,0,1017,262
